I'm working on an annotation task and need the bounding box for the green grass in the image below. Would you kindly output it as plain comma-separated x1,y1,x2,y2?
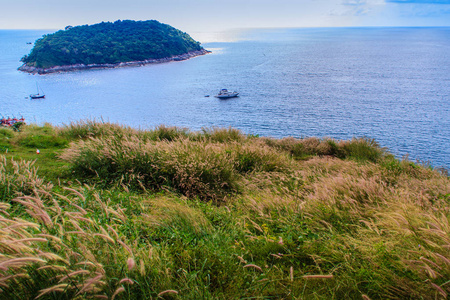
0,121,449,299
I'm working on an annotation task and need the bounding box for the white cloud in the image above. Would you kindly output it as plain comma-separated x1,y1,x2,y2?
328,0,385,18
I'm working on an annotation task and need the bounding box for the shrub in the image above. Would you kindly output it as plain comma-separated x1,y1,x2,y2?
12,122,25,132
61,137,240,201
338,138,384,162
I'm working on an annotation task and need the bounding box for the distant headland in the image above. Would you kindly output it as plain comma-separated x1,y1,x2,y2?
19,20,210,74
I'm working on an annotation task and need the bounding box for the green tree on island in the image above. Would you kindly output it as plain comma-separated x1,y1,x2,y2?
21,20,204,68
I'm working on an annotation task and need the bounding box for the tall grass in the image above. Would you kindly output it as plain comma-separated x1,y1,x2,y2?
338,137,385,162
60,136,240,201
0,122,449,299
0,155,51,201
13,123,69,149
58,120,136,140
59,121,191,142
264,136,385,162
60,131,291,201
198,127,246,143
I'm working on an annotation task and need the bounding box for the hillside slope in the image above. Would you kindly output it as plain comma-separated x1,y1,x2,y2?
0,122,449,299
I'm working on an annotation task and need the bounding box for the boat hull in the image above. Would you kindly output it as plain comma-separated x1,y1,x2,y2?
215,93,239,99
30,94,45,99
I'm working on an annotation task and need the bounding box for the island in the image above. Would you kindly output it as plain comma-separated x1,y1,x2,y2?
19,20,210,74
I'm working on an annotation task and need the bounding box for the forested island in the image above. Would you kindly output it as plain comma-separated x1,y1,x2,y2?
19,20,209,74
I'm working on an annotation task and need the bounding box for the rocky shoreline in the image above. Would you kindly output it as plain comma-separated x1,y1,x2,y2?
18,49,211,74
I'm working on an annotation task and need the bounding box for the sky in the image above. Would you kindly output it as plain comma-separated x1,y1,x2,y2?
1,0,449,35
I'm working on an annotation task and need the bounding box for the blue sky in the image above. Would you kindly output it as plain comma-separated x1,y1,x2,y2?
0,0,449,34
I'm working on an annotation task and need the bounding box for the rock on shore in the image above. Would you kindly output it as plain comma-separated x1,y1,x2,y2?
18,49,211,75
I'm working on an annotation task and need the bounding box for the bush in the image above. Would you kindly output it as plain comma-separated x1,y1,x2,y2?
12,122,25,132
61,137,239,201
338,138,384,162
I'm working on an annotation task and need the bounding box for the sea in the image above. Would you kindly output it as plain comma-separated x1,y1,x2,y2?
0,27,449,169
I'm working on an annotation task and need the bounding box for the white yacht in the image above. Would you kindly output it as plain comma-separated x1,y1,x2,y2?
215,89,239,99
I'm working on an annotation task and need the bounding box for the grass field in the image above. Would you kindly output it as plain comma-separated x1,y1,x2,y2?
0,121,449,299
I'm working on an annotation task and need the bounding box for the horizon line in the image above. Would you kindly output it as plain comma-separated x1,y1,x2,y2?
1,25,450,31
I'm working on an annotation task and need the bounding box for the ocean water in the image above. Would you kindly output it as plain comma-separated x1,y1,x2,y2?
0,27,449,168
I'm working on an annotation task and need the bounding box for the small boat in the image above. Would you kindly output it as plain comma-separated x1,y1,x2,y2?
30,94,45,99
30,83,45,99
214,89,239,99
